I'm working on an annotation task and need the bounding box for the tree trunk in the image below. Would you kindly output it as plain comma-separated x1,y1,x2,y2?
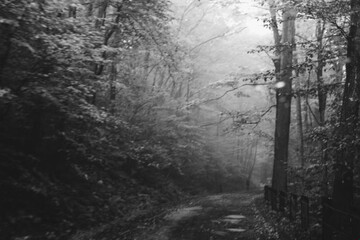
315,19,329,197
86,1,94,17
94,1,109,75
109,63,117,115
95,0,108,29
303,100,309,131
0,25,13,86
143,51,150,84
68,5,77,18
295,91,304,166
236,134,240,164
186,77,192,101
95,4,122,76
293,46,305,167
247,138,258,191
268,0,281,82
316,19,327,125
271,5,296,192
332,0,360,210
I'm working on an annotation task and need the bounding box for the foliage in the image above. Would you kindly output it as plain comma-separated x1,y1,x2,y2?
0,0,245,239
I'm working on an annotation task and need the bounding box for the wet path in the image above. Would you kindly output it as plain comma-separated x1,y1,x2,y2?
135,192,268,240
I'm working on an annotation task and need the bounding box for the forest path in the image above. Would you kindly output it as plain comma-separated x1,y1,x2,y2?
133,191,272,240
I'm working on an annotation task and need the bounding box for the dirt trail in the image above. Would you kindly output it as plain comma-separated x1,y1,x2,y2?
134,191,272,240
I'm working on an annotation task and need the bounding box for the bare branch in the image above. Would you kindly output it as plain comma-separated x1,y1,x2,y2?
200,115,232,127
251,104,276,129
220,105,276,135
190,27,246,52
232,104,276,129
305,98,321,126
200,82,270,104
177,0,199,35
186,3,215,36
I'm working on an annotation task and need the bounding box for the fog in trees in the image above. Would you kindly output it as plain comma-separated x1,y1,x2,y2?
1,0,360,239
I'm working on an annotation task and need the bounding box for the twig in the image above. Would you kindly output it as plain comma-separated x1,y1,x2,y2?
119,230,130,236
200,115,232,127
305,69,321,126
177,0,199,34
252,104,276,129
201,82,270,104
305,98,321,126
190,27,246,52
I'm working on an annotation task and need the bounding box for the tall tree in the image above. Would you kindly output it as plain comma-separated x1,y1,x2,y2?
246,138,259,190
270,1,297,192
316,19,327,125
314,19,330,196
332,0,360,210
293,46,305,167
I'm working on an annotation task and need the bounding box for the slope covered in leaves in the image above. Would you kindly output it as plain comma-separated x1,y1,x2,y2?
0,85,183,239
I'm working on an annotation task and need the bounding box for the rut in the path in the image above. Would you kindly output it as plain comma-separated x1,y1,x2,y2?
134,192,273,240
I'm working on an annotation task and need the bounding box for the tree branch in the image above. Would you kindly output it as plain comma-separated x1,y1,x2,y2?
200,82,270,104
190,27,246,52
200,115,232,127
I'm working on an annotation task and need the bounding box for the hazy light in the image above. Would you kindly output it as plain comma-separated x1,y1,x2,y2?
274,81,286,89
255,85,263,91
